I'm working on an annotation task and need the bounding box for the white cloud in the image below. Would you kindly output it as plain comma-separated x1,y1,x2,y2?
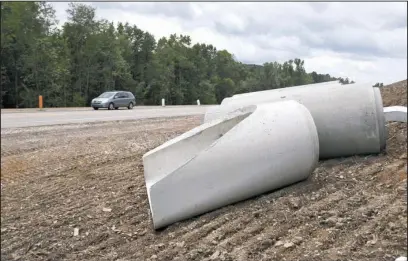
304,50,406,86
51,2,407,85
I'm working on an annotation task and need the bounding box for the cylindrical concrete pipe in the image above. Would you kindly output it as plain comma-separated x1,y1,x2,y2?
204,83,386,159
222,80,342,105
143,100,319,229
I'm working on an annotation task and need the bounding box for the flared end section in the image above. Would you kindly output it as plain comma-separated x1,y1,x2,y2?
144,105,257,227
144,101,319,229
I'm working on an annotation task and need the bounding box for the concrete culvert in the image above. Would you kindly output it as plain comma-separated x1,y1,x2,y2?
221,80,343,105
204,83,386,159
143,100,319,229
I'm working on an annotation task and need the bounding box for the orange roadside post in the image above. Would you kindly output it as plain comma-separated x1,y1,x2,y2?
39,95,43,110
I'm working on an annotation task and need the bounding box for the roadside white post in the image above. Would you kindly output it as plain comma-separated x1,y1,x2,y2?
161,98,165,107
197,99,201,106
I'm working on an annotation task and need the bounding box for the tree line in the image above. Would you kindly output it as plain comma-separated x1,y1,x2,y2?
1,2,343,108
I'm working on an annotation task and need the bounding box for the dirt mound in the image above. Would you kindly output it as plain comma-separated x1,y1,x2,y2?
1,81,407,261
381,79,407,107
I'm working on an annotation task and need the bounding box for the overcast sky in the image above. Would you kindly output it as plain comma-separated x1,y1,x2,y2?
51,2,407,85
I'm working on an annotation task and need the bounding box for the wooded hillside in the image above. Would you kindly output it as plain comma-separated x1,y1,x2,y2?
1,2,340,108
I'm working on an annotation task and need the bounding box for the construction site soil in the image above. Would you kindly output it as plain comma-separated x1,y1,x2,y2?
1,80,407,261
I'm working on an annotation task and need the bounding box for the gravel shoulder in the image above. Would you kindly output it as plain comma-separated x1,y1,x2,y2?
1,81,407,261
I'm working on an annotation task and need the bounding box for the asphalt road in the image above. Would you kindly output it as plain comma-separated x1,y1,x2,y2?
1,106,213,129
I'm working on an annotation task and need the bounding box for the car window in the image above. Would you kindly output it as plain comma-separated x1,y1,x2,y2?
127,92,134,98
98,92,115,98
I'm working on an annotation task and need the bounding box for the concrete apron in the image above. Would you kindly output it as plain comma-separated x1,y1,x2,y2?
204,83,386,159
143,101,319,229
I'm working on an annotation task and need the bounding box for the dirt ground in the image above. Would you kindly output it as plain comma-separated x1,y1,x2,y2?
1,81,407,261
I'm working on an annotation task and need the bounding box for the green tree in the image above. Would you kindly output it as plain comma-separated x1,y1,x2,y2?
1,2,343,108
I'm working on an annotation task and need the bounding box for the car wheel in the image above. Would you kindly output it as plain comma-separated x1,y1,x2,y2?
93,107,98,110
108,103,114,110
128,102,134,110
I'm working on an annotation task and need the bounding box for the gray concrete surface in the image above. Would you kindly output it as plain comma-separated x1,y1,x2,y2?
222,80,342,103
204,83,386,159
143,101,319,229
1,106,214,129
384,106,407,122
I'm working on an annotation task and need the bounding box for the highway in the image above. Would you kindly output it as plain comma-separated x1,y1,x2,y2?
1,106,213,129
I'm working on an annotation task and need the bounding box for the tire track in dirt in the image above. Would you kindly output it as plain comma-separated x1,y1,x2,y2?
4,158,138,209
2,117,200,261
2,159,148,261
227,190,350,259
148,170,361,260
32,162,144,220
287,194,392,258
257,162,407,261
225,155,406,260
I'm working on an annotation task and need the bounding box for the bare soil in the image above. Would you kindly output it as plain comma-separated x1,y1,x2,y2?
1,81,407,261
381,80,407,107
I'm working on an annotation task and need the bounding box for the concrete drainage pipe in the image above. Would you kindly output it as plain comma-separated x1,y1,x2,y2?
222,80,343,105
143,100,319,229
204,83,386,159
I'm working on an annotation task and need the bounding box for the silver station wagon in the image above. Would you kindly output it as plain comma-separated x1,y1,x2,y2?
91,91,136,110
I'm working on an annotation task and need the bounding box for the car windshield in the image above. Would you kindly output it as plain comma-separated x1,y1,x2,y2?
98,92,115,98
